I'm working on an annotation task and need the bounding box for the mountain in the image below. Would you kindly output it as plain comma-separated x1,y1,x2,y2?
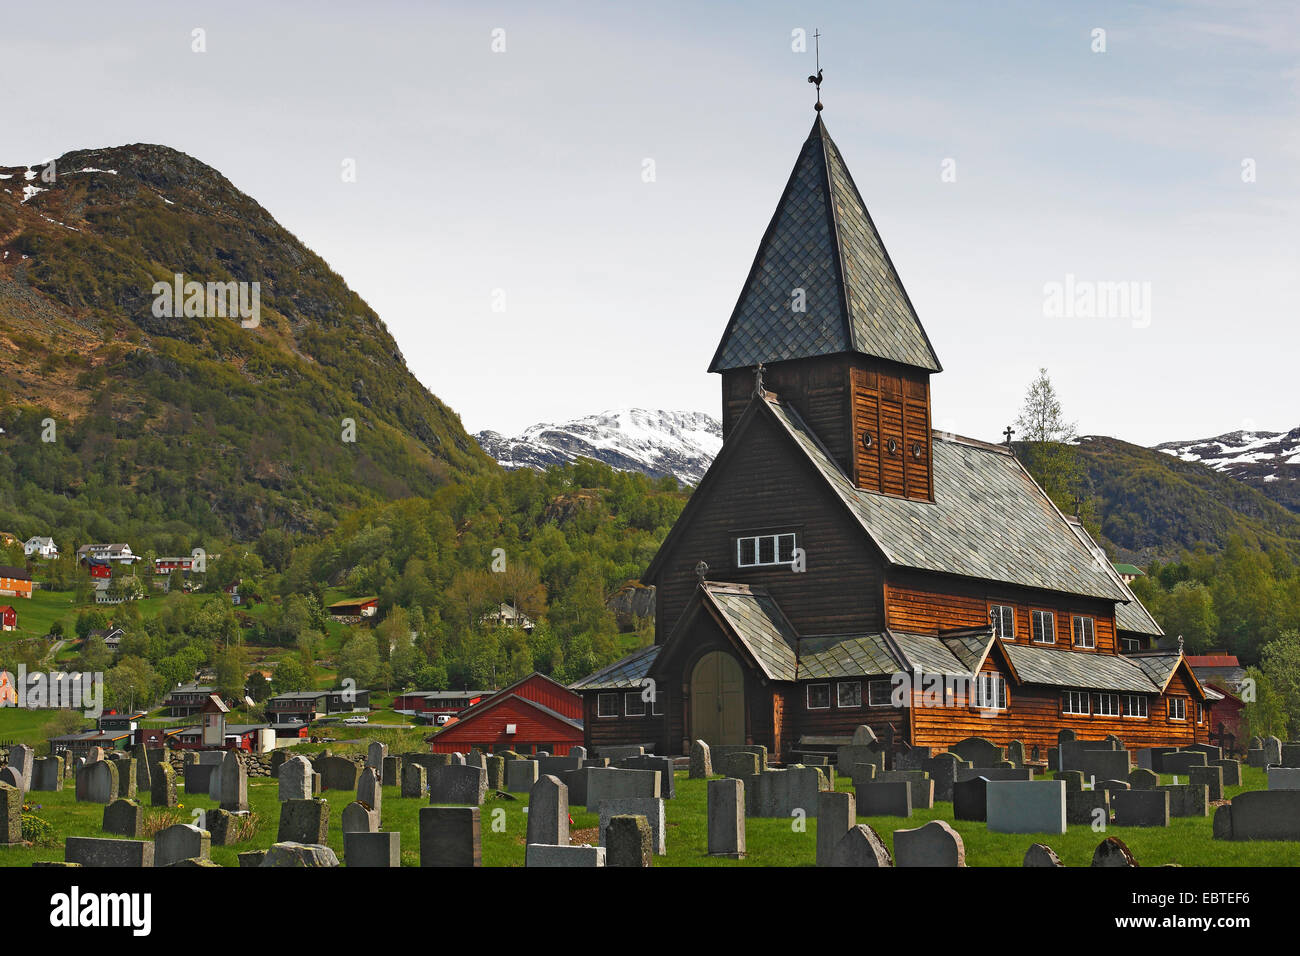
475,409,722,485
1154,427,1300,514
0,144,490,544
1073,435,1300,565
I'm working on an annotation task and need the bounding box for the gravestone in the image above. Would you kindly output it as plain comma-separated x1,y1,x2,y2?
485,755,505,791
1057,729,1076,744
537,756,582,778
65,836,154,867
953,776,988,821
1112,789,1169,827
279,756,313,802
571,746,588,760
1267,768,1300,790
382,755,402,788
1062,748,1130,782
419,806,481,867
1189,765,1223,802
894,819,965,867
366,741,387,770
208,756,224,800
219,750,248,811
708,778,745,858
1066,789,1110,826
1158,784,1209,817
1247,748,1267,768
102,798,143,838
855,781,912,817
722,752,760,778
851,763,877,787
562,767,592,807
1249,735,1262,750
156,824,210,868
1054,770,1083,792
278,798,329,844
624,755,676,799
1213,790,1300,840
405,753,452,774
1263,736,1283,766
875,771,931,809
345,831,400,867
1212,758,1241,788
1162,751,1208,775
606,814,652,867
712,745,767,773
466,750,486,769
78,760,117,804
893,745,931,773
342,801,380,833
1006,740,1025,767
318,756,361,791
270,750,291,775
0,767,25,795
261,842,340,867
8,744,34,785
585,767,660,808
1185,743,1222,761
506,759,539,793
0,783,22,845
1092,836,1138,867
428,765,487,805
151,763,177,808
110,757,136,800
1281,743,1300,768
31,756,63,792
689,740,712,779
922,753,961,802
206,808,241,846
1128,768,1158,790
357,767,382,820
401,762,427,798
449,752,466,765
746,766,827,817
816,790,855,867
526,844,605,867
1024,843,1064,867
828,824,893,867
526,774,569,854
949,737,1003,767
986,780,1066,835
183,762,214,795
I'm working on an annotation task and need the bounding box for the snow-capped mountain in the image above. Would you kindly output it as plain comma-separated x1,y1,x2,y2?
1155,427,1300,513
475,409,722,485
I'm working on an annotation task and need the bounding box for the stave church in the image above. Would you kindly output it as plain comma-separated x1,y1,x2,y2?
571,95,1206,762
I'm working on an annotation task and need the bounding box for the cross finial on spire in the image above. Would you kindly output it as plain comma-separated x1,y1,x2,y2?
753,362,766,398
695,561,709,584
1177,635,1185,654
1003,425,1015,446
807,29,824,112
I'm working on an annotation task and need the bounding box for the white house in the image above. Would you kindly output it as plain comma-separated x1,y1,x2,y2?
23,536,58,559
76,543,136,564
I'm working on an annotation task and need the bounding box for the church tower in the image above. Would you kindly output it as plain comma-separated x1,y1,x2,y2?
709,115,942,502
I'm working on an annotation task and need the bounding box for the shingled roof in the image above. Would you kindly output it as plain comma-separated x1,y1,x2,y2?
568,645,660,691
701,582,800,682
709,116,941,374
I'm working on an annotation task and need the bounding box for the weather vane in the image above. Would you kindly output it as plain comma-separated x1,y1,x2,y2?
807,29,824,112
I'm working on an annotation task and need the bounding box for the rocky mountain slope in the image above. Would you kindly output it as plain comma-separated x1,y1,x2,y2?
1155,427,1300,514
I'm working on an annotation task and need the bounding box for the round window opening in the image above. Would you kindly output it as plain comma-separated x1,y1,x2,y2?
886,438,899,455
911,443,924,460
861,432,874,450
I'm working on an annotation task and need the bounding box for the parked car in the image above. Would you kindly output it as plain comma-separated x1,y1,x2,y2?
342,715,368,725
435,714,452,726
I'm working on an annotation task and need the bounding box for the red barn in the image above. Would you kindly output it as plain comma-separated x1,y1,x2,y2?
426,672,584,755
0,606,15,630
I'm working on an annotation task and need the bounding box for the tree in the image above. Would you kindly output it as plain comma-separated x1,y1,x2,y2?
1012,368,1085,510
1156,582,1219,654
1242,666,1287,740
336,633,381,690
1014,368,1077,442
272,656,312,694
1259,633,1300,738
214,646,250,702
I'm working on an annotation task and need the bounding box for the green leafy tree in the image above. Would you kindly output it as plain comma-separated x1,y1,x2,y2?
272,656,312,694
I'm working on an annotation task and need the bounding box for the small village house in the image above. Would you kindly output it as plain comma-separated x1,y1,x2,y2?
0,605,16,630
23,536,59,559
327,596,378,619
426,673,584,756
392,689,489,720
75,543,137,564
0,565,33,600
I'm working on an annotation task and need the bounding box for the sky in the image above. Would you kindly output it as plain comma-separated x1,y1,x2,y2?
5,0,1298,446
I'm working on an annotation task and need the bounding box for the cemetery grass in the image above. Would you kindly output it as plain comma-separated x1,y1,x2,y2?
5,765,1298,867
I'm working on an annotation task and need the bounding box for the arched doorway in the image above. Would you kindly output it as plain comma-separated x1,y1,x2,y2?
691,650,745,746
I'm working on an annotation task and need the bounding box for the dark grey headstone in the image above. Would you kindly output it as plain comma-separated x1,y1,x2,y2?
279,798,329,844
102,798,143,838
419,806,481,867
855,781,912,817
1112,789,1169,827
707,777,745,858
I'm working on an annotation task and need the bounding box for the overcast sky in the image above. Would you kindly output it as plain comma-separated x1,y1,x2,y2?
7,0,1298,445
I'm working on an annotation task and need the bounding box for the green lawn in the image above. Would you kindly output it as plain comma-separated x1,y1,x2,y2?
3,587,78,641
3,763,1296,867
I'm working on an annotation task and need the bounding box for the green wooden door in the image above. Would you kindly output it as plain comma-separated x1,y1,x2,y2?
691,650,745,746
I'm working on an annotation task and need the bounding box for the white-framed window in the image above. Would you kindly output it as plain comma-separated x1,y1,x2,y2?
736,532,798,568
974,673,1007,710
990,604,1015,640
1122,694,1148,718
624,692,646,717
1196,703,1204,724
806,683,831,710
1031,610,1055,644
1072,615,1096,649
1095,693,1120,717
651,692,665,716
1063,690,1090,716
597,693,619,718
1168,697,1186,721
867,679,893,707
837,681,862,708
1120,636,1140,653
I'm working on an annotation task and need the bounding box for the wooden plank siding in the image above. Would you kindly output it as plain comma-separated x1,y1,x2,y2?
850,363,932,501
651,409,887,643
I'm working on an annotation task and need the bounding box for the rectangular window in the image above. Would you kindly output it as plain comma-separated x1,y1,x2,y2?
736,532,798,568
990,604,1015,640
651,693,665,717
1196,703,1204,724
597,693,618,718
1031,610,1055,644
806,683,831,710
1062,690,1090,716
837,681,862,708
1168,697,1186,721
1120,636,1139,653
1122,694,1148,718
867,679,893,708
1072,615,1096,649
975,673,1007,710
1095,693,1120,717
624,692,646,717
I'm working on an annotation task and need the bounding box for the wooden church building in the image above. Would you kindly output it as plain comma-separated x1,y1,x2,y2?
571,105,1207,762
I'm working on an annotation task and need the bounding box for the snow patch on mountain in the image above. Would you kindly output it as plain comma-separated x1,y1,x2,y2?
1155,426,1300,512
475,409,721,485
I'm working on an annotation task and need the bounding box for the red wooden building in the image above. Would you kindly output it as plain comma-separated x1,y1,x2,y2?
0,605,15,630
427,672,584,755
571,104,1205,762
